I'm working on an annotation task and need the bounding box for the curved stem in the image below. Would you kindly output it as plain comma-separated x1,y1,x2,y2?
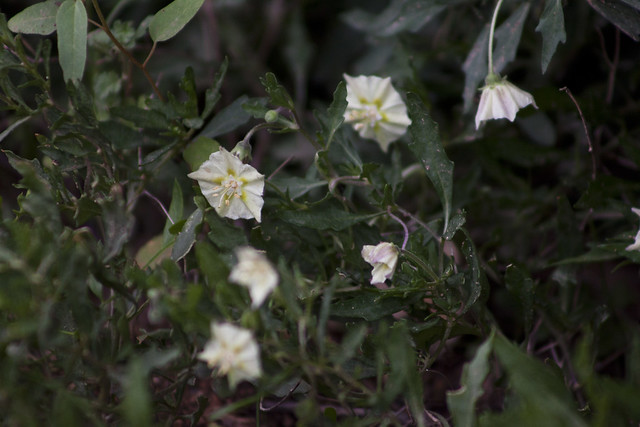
487,0,505,76
90,0,164,101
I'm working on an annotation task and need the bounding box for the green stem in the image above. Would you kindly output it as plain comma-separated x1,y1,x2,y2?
487,0,505,76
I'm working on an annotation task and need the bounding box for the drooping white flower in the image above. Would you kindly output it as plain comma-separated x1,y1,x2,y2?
197,322,262,389
187,147,264,222
626,207,640,251
343,74,411,152
475,74,538,130
229,246,279,308
361,242,399,284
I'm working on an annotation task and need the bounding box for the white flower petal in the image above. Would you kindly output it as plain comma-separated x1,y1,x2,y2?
626,207,640,251
475,76,537,129
188,147,264,222
343,74,411,151
198,322,262,389
229,246,279,307
361,242,399,285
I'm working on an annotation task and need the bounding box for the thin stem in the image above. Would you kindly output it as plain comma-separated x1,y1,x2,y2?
90,0,164,101
560,87,597,181
487,0,505,76
387,208,409,250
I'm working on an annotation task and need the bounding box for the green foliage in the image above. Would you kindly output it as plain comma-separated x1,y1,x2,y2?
1,0,640,425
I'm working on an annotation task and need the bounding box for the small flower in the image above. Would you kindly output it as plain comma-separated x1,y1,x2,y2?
361,242,399,284
343,74,411,152
198,322,262,389
187,147,264,222
626,207,640,251
229,246,279,308
475,74,538,130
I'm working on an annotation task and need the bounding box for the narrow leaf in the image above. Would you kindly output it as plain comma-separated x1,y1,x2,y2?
56,0,87,82
8,0,59,35
406,93,454,234
198,95,251,139
535,0,566,73
149,0,205,42
171,208,203,262
315,81,347,148
586,0,640,41
447,331,494,427
259,72,294,109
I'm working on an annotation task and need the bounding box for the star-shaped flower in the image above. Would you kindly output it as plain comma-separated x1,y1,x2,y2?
361,242,399,284
626,207,640,251
343,74,411,152
228,246,279,308
475,74,538,129
187,147,264,222
197,322,262,389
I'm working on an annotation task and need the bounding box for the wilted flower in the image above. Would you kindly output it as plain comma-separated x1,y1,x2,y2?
343,74,411,152
229,246,279,308
626,207,640,251
475,74,537,129
187,147,264,222
361,242,399,284
198,322,262,389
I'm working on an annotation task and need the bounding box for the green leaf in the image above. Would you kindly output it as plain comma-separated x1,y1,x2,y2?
462,3,530,113
586,0,640,41
342,0,469,37
163,180,184,245
406,93,454,234
314,81,347,148
201,58,229,120
535,0,566,73
198,95,251,139
492,334,587,427
268,176,327,200
56,0,87,83
460,228,485,314
492,3,530,75
447,331,494,427
259,72,294,110
183,136,220,171
149,0,205,42
504,265,535,331
462,24,489,113
8,0,59,35
330,292,405,321
279,203,381,231
171,207,203,262
111,105,170,130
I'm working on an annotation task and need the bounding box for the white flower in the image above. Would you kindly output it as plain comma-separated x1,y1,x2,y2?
197,322,262,389
361,242,399,284
475,74,538,130
229,246,279,308
343,74,411,152
187,147,264,222
626,207,640,251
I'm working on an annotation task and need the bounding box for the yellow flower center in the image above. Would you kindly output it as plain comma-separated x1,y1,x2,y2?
212,174,244,207
347,103,383,131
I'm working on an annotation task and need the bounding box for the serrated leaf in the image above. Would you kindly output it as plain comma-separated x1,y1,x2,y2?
315,81,347,148
535,0,566,73
201,58,228,120
171,208,203,262
8,0,59,35
586,0,640,41
149,0,205,42
56,0,87,83
406,93,453,234
447,331,494,427
259,72,294,109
